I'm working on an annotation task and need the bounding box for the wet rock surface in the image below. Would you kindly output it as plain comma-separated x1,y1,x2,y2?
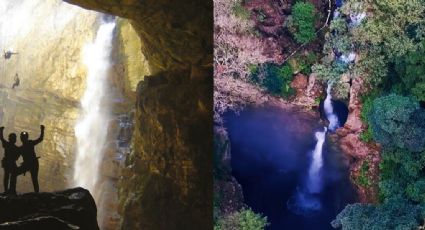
64,0,214,229
213,127,244,216
290,73,324,108
0,187,99,230
335,77,380,203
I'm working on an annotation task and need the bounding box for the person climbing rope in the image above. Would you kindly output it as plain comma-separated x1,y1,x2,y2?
15,125,44,193
0,127,20,195
11,73,19,89
3,50,18,60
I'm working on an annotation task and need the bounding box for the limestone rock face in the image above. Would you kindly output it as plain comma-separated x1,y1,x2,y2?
0,0,98,193
290,73,324,108
0,1,151,229
119,68,213,229
0,187,99,230
213,127,244,216
290,73,308,96
64,1,213,228
64,0,213,74
336,77,380,203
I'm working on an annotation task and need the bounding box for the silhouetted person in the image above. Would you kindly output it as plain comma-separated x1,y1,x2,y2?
12,74,20,89
16,125,44,193
0,127,19,195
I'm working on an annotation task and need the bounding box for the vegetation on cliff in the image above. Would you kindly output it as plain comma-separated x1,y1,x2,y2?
290,2,317,44
215,208,268,230
215,0,425,229
327,0,425,229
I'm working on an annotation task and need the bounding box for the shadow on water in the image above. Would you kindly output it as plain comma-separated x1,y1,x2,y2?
224,106,356,230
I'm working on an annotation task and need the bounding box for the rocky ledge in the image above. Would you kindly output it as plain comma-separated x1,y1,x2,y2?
0,187,99,230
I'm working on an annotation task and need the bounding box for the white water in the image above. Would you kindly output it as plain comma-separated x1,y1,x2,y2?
350,12,366,27
288,84,341,214
287,127,328,214
73,21,115,195
307,127,327,193
324,83,340,131
339,52,356,64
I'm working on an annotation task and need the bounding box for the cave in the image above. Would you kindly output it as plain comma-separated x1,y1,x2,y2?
0,0,212,229
319,99,349,128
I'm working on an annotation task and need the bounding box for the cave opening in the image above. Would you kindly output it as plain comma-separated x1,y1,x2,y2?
0,0,213,228
0,1,148,229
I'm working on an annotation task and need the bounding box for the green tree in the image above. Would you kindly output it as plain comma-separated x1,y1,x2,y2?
215,208,268,230
368,94,425,152
346,0,425,87
232,0,250,20
331,197,425,230
379,148,425,201
291,2,317,44
250,63,294,98
394,43,425,101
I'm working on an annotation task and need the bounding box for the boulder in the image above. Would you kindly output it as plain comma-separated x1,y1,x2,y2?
0,187,99,230
290,73,308,96
290,73,324,107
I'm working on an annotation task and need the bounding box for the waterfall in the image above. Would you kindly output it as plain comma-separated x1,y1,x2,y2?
307,127,327,193
73,21,115,195
288,83,341,214
324,83,340,131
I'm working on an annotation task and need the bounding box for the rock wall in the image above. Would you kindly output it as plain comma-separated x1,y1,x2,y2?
336,77,380,203
64,0,213,229
0,187,99,229
0,0,98,193
0,1,151,229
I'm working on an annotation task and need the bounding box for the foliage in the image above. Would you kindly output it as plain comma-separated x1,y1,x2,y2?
289,52,318,75
334,146,425,229
393,42,425,101
359,128,373,143
379,148,425,203
359,91,379,143
326,17,352,54
356,161,371,187
232,0,250,20
214,191,221,223
312,61,348,82
331,196,425,230
368,94,425,152
312,11,353,92
250,63,294,98
247,64,258,75
214,208,269,230
347,0,425,87
291,2,317,44
332,2,425,229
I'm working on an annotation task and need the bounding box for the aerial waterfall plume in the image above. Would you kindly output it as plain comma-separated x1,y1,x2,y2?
324,83,340,131
287,127,327,215
73,21,116,196
288,84,343,214
307,127,327,193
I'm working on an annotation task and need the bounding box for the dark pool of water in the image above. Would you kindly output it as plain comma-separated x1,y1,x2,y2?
224,106,356,230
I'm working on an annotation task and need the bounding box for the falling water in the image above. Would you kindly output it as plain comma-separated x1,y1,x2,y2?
288,84,342,214
287,127,327,215
324,83,340,131
73,21,116,195
307,127,327,193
